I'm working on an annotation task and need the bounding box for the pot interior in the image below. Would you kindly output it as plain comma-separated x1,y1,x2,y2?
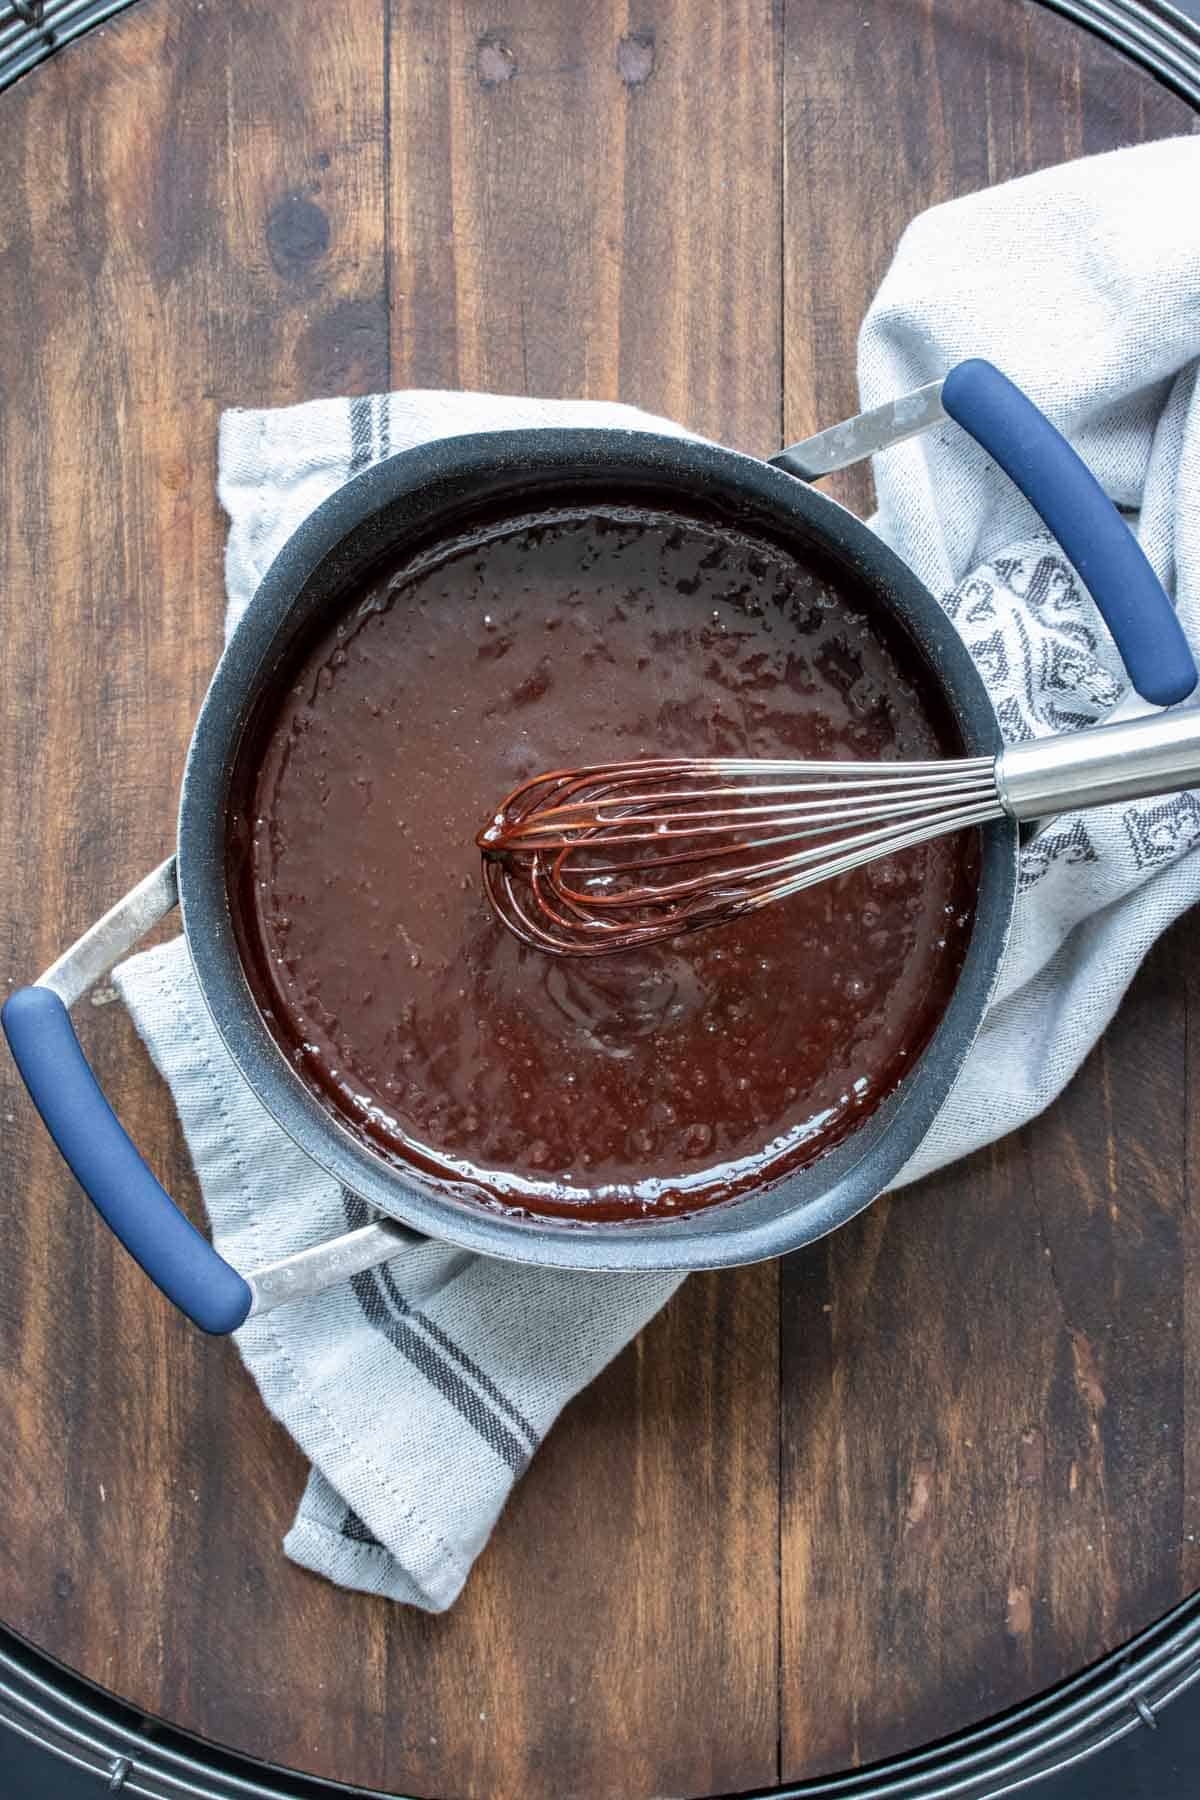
180,431,1016,1270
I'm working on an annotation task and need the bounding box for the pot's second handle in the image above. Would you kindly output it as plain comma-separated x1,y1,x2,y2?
3,982,252,1338
941,360,1196,709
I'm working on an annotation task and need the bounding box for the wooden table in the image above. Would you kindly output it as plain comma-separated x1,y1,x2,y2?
1,3,1196,1795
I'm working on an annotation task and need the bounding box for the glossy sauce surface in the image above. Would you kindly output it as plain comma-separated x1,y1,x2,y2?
228,504,978,1221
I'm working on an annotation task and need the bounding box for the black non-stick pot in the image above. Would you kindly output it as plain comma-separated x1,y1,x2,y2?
4,360,1195,1333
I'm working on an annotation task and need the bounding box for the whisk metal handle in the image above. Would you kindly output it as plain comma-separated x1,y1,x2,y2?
997,707,1200,822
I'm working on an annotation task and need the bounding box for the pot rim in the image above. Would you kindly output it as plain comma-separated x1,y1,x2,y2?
178,427,1017,1271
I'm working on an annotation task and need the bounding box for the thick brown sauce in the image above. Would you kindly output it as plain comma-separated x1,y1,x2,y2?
227,504,978,1222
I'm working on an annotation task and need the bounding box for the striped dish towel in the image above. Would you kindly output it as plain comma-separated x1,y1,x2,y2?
115,134,1200,1609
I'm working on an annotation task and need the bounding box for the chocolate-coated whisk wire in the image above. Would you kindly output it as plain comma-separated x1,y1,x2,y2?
477,755,1002,955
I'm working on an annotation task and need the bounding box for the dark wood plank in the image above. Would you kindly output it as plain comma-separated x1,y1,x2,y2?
381,5,783,1795
0,0,393,1787
390,0,781,448
780,0,1197,1776
1185,898,1200,1600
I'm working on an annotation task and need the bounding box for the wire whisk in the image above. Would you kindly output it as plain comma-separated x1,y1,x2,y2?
477,755,1000,955
476,709,1200,956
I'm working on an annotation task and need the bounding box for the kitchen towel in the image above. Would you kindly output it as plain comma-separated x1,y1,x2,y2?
115,132,1200,1609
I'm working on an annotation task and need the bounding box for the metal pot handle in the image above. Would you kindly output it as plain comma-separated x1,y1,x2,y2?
773,358,1197,710
2,862,412,1334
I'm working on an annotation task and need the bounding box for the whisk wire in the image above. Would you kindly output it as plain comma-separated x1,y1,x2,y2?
478,754,1001,955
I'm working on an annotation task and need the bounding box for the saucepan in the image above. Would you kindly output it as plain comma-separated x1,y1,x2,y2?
4,361,1196,1333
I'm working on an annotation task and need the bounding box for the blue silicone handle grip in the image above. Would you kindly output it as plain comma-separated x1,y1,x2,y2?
941,359,1197,708
2,985,252,1335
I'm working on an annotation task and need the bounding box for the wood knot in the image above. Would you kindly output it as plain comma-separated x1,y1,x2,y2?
266,195,331,275
617,29,655,87
477,34,517,88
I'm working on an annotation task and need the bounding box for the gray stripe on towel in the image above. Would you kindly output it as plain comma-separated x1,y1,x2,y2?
341,1505,384,1547
341,1191,539,1452
349,394,372,473
377,1258,539,1451
349,1266,530,1472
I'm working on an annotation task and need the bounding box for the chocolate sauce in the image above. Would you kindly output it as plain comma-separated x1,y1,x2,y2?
227,504,978,1222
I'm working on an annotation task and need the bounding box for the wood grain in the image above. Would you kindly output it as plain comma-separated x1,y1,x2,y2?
382,8,782,1796
780,0,1196,1777
0,0,393,1786
0,0,1195,1796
